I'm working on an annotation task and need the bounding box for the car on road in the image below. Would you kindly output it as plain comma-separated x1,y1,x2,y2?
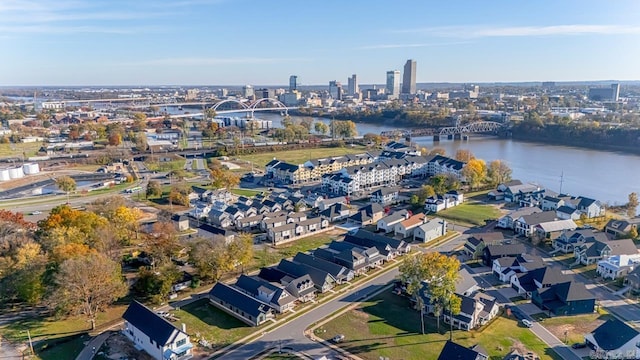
30,211,42,215
331,334,345,343
521,319,533,328
571,342,587,349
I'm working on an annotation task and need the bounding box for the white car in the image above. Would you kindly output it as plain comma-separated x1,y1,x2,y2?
31,211,42,215
521,319,533,328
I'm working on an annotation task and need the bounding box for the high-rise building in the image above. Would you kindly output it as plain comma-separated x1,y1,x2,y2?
588,83,620,101
402,59,417,94
289,75,298,92
347,74,359,96
329,80,342,100
386,70,400,99
242,85,254,98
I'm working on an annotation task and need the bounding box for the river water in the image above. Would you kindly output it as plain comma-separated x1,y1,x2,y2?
172,108,640,206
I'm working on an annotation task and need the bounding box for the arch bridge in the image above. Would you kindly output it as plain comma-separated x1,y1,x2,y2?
439,121,505,136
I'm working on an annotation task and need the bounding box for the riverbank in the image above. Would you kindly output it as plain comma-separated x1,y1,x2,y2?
508,132,640,156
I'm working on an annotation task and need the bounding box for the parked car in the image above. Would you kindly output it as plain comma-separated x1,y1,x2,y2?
331,334,345,343
521,319,533,328
571,342,587,349
30,210,42,215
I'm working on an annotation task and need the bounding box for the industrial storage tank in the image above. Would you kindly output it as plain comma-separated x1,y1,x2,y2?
23,163,40,174
8,166,24,179
0,168,10,181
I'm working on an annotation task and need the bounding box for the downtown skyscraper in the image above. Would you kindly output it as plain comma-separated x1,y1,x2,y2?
347,74,359,96
402,59,417,94
386,70,400,99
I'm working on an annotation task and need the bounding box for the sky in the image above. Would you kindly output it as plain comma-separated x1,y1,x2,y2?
1,0,640,86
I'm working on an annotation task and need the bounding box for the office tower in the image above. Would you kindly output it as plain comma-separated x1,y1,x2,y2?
402,59,417,94
242,85,254,98
588,83,620,101
329,80,342,100
289,75,298,92
347,74,359,96
386,70,400,99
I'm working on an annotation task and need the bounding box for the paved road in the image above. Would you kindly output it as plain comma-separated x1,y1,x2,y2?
75,332,111,360
219,235,467,360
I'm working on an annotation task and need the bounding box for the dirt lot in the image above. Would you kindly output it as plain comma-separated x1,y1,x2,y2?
97,332,154,360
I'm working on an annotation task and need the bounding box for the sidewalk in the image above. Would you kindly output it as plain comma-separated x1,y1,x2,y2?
75,331,111,360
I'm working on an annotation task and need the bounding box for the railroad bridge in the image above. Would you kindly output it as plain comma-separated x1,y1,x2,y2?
380,121,506,141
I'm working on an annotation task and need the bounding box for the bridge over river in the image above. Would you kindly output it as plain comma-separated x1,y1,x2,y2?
380,121,506,140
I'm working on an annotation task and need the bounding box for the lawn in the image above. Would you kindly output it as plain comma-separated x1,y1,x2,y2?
237,145,368,167
438,203,502,226
144,157,186,172
533,311,611,345
172,299,260,351
230,188,263,197
316,290,561,360
0,142,43,158
34,333,90,360
252,232,341,269
262,353,304,360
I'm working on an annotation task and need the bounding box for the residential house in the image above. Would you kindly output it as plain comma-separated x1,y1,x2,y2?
348,203,384,226
496,207,542,230
370,187,399,205
604,218,640,238
533,219,577,240
267,217,329,245
596,254,640,280
584,319,640,359
261,215,289,231
325,241,385,269
376,209,410,233
344,230,411,259
122,301,193,360
463,232,505,259
443,292,499,331
198,224,236,244
233,275,296,313
293,252,355,283
171,214,189,232
437,340,488,360
540,194,566,211
394,212,427,238
531,280,595,315
552,229,606,254
171,272,193,293
625,267,640,292
481,243,526,266
414,217,447,243
317,196,347,211
320,203,351,223
208,282,273,326
287,211,308,223
487,180,523,201
492,254,545,283
425,190,464,213
208,189,235,205
513,211,558,236
190,203,212,219
502,183,546,206
258,267,316,303
277,259,335,293
574,238,637,265
209,210,233,228
510,266,567,298
236,214,265,231
314,247,367,275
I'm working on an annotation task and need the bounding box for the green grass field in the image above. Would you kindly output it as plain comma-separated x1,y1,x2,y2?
533,311,611,345
252,232,340,269
237,145,369,167
172,299,260,351
316,290,560,360
438,203,502,226
230,188,263,197
0,142,44,158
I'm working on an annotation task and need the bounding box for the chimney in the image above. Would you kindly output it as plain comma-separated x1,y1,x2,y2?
182,323,186,333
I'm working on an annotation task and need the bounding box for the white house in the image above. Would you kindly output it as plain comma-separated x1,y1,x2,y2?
122,301,192,360
376,210,409,233
596,254,640,280
414,217,447,243
370,187,399,205
394,213,427,239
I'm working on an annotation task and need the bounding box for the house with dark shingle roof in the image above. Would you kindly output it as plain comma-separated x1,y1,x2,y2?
481,243,525,266
277,259,335,293
585,318,640,359
437,340,488,360
604,218,640,238
513,211,558,236
463,232,505,259
233,274,296,313
509,266,567,298
293,252,354,283
345,229,411,259
531,280,595,315
552,229,606,254
573,238,638,265
348,203,384,226
122,301,193,360
492,254,546,283
208,282,273,326
257,267,316,303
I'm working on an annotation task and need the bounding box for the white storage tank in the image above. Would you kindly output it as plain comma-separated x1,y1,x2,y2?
0,168,10,181
8,166,24,179
23,163,40,175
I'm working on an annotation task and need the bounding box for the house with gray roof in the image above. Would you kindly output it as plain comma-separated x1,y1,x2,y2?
233,274,296,313
552,229,608,254
513,210,558,236
414,217,447,243
533,219,577,240
349,203,384,226
258,267,316,303
267,217,329,245
585,318,640,359
122,301,193,360
496,207,542,230
510,266,567,298
481,243,525,266
370,187,399,205
437,340,488,360
492,254,546,282
344,229,410,259
574,238,638,265
463,232,505,259
605,218,640,238
208,282,273,326
320,203,351,222
293,252,354,283
532,280,595,315
276,259,335,293
376,209,409,233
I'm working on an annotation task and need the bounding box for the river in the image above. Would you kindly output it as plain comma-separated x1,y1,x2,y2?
171,108,640,207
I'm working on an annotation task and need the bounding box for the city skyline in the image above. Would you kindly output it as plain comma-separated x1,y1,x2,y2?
1,0,640,86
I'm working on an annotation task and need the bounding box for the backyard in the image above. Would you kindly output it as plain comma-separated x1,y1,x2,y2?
236,145,369,167
252,231,343,269
315,290,560,360
438,203,502,226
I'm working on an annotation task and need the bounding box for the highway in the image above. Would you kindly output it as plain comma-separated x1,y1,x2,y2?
219,234,467,360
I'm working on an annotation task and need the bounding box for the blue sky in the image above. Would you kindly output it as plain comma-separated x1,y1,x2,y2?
2,0,640,86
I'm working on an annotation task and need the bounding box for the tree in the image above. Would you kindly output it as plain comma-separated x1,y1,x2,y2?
133,264,181,304
226,233,254,273
55,176,76,203
487,160,513,187
415,185,436,205
169,186,190,207
50,252,127,330
189,239,232,281
629,226,638,240
628,192,639,218
455,149,474,162
108,132,122,147
399,252,461,333
429,174,460,195
144,222,181,267
314,121,329,135
146,180,162,199
462,158,487,191
134,133,147,151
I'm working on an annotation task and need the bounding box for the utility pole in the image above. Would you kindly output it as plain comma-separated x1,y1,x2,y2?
559,171,564,194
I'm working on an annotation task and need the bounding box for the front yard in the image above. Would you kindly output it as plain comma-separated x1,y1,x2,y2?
438,203,502,226
315,290,560,360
